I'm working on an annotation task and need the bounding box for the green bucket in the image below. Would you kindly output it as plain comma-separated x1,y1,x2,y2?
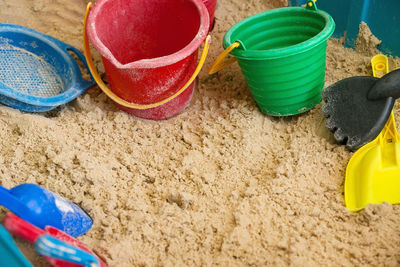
210,1,335,116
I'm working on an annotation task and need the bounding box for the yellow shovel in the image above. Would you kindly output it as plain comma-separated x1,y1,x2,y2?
345,55,400,212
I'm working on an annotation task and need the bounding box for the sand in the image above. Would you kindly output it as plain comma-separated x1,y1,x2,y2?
1,0,400,266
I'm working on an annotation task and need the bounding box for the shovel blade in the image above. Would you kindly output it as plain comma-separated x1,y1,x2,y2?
345,141,400,211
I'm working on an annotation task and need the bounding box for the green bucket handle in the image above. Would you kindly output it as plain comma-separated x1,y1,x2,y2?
304,0,318,10
208,0,318,75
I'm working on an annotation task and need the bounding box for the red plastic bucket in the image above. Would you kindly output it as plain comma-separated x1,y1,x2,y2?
203,0,217,30
84,0,210,120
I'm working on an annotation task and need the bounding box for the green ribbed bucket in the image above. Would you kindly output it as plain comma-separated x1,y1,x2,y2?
222,1,335,116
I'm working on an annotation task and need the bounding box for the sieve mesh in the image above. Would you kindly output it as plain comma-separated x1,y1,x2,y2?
0,43,64,97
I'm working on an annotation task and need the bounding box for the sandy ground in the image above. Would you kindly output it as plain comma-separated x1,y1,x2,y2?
1,0,400,266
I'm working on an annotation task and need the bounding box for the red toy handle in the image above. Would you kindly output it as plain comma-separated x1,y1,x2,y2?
3,212,44,243
3,213,108,267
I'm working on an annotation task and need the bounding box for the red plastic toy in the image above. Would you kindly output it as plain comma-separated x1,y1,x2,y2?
3,213,107,267
85,0,210,120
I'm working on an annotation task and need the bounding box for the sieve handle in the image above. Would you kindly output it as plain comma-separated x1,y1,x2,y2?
41,33,95,91
65,46,95,87
83,2,211,110
208,42,240,74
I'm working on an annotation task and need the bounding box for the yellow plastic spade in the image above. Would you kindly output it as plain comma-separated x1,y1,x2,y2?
345,55,400,212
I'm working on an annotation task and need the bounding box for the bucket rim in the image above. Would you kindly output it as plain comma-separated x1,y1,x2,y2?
223,6,335,60
86,0,210,69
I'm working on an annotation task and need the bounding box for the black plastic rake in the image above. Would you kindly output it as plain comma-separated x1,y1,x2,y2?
322,69,400,151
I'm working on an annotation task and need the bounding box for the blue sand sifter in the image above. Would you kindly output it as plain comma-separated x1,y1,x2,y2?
0,24,94,112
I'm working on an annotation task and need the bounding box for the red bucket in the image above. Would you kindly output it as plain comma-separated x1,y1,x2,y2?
84,0,210,120
203,0,217,30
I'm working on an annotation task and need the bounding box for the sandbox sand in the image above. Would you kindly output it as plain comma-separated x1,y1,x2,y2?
1,0,400,266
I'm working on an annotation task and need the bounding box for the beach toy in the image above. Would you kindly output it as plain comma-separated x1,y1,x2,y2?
0,225,33,267
345,55,400,211
0,24,94,112
322,60,400,151
35,235,99,267
346,111,400,211
208,0,335,116
203,0,217,30
322,75,393,151
3,213,108,267
84,0,211,120
0,183,92,237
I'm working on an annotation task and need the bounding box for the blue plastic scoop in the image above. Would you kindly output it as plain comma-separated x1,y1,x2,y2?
0,225,33,267
0,183,92,237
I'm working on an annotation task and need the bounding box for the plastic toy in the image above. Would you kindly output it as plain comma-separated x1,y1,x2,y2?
0,183,92,237
35,235,99,267
3,213,107,267
208,0,335,116
84,0,211,120
202,0,217,31
345,55,400,211
0,225,33,267
0,24,94,112
322,64,400,151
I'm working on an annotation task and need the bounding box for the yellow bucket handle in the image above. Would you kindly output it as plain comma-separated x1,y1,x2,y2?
208,42,240,74
83,2,211,110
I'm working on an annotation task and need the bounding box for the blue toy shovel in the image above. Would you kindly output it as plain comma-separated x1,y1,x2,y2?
35,235,99,267
0,184,92,237
0,225,33,267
